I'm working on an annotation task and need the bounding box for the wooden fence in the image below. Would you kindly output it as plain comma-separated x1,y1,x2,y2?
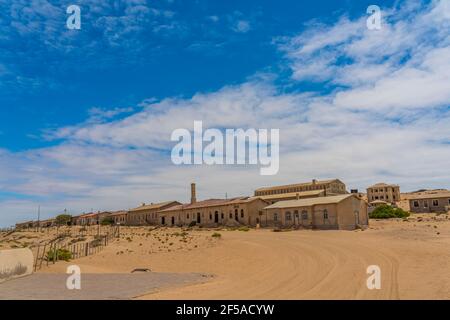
33,226,119,271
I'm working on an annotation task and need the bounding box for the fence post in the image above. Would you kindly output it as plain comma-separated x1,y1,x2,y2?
40,243,47,270
53,243,57,264
34,245,40,272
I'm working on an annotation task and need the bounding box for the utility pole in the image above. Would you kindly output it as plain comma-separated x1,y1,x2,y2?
37,205,40,233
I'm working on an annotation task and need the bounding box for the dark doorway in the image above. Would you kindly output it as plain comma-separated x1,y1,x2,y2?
161,217,165,225
197,212,201,223
171,216,175,226
214,211,219,223
235,209,239,221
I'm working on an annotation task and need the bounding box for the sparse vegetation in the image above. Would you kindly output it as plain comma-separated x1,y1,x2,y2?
0,263,28,279
46,248,72,262
211,232,222,238
91,235,104,247
55,214,72,226
369,205,410,219
100,217,114,225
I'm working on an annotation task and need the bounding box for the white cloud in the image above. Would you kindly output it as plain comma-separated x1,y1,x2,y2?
232,20,251,33
1,0,450,227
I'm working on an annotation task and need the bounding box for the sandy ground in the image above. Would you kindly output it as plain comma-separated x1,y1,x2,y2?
3,214,450,299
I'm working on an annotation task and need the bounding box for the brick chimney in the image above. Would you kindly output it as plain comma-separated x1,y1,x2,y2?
312,179,317,185
191,183,197,204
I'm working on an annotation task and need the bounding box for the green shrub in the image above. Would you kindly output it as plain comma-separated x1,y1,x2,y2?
369,205,410,219
46,249,72,262
211,232,222,238
238,226,250,232
100,217,114,225
55,214,72,226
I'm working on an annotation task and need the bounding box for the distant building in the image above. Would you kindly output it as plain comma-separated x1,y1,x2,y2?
404,190,450,213
157,183,269,227
127,201,181,225
263,194,368,230
367,183,400,204
72,211,111,226
109,211,128,225
38,218,56,227
254,179,347,197
15,221,34,229
253,189,325,204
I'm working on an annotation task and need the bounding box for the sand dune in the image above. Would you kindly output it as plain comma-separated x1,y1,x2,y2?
31,214,450,299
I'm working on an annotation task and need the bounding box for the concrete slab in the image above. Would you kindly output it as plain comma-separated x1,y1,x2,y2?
0,272,208,300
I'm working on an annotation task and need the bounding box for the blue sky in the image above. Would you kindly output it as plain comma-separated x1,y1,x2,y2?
1,0,449,226
0,0,381,151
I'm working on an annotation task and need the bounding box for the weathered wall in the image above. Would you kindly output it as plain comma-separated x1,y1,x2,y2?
0,248,34,283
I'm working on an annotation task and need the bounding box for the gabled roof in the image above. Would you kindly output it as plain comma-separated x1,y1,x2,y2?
255,179,342,192
158,197,265,212
77,212,98,218
263,194,354,210
109,210,128,217
129,201,180,212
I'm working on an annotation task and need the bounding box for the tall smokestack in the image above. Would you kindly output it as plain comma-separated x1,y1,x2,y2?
191,183,197,204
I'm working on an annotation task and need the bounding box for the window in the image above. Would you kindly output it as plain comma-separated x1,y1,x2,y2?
240,209,244,218
273,213,278,221
221,213,224,219
323,209,328,219
285,211,291,221
294,210,299,219
432,199,439,207
413,201,419,208
301,210,308,219
187,214,189,219
424,201,428,208
229,213,232,218
448,199,450,205
209,213,212,220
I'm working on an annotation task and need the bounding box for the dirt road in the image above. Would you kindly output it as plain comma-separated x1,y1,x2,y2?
36,216,450,299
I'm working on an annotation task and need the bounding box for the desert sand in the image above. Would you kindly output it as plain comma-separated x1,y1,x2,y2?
2,214,450,299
